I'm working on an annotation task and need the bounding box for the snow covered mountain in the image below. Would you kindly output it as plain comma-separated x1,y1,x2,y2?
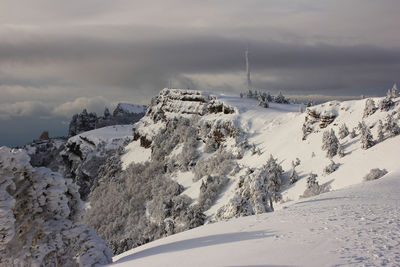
2,88,400,266
84,88,400,256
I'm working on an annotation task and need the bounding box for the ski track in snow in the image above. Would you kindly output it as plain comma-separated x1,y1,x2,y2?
110,174,400,267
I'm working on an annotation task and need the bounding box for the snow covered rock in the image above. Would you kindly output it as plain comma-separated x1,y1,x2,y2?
0,147,112,266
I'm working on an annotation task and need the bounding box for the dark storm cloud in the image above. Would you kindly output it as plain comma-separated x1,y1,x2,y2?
0,29,399,94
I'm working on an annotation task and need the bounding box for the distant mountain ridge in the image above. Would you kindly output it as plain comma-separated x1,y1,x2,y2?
69,103,146,136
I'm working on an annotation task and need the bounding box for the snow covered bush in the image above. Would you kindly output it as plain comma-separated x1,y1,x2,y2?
199,175,229,210
323,160,339,175
321,129,339,158
363,168,388,181
0,147,112,267
363,98,377,118
301,173,329,198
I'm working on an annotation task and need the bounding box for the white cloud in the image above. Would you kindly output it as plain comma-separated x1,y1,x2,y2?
0,101,52,120
53,96,111,118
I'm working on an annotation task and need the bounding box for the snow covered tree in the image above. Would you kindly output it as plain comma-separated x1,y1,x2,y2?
349,128,357,139
363,98,377,118
384,113,400,137
264,155,284,201
337,142,344,157
392,83,398,98
0,147,112,267
377,119,384,142
338,123,349,139
379,94,394,111
258,95,269,108
321,129,339,158
274,92,289,104
359,121,374,149
289,167,299,184
246,89,254,98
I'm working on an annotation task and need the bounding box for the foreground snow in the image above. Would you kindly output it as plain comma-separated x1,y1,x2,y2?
110,172,400,267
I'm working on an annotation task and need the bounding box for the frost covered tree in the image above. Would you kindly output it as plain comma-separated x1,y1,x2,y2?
258,95,269,108
321,129,339,158
349,128,357,139
264,155,284,201
363,98,377,118
0,147,112,267
338,123,349,139
384,113,400,137
289,167,299,184
359,121,374,149
392,83,398,98
337,142,344,157
377,119,384,142
379,94,394,111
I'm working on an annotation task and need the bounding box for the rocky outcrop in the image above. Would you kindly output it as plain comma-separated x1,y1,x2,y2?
69,109,98,136
302,102,339,140
69,104,146,137
134,89,237,149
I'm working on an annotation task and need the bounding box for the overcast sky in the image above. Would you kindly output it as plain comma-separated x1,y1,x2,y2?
1,0,400,146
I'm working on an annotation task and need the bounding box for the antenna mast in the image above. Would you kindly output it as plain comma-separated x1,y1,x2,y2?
245,48,252,90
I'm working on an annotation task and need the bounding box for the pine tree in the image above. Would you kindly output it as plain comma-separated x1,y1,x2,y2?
321,129,339,158
363,98,377,118
392,83,398,98
338,123,349,139
385,114,400,137
349,128,356,138
377,119,384,142
264,155,283,201
289,168,299,184
360,121,374,149
337,143,344,157
379,94,394,111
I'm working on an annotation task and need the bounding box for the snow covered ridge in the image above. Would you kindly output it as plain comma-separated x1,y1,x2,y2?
0,147,112,266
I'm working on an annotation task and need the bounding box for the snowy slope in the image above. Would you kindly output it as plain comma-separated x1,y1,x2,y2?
120,90,400,218
110,171,400,267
